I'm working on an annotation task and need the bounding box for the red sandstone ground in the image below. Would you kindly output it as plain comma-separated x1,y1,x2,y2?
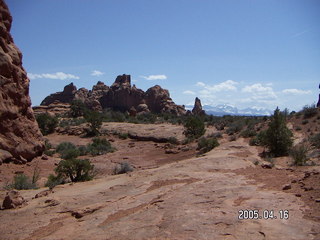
0,122,319,239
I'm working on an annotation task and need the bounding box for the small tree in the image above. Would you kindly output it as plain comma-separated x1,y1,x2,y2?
265,107,293,156
36,113,58,135
84,111,102,136
183,116,205,139
70,100,87,118
55,158,94,182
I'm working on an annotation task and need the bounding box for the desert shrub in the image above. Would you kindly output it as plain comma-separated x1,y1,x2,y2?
183,116,205,139
118,132,128,140
136,113,157,124
310,133,320,148
113,162,133,174
45,174,65,189
290,144,309,166
240,128,257,138
265,108,293,156
55,158,94,182
84,111,103,136
86,137,114,156
208,132,223,139
249,130,267,146
302,104,317,119
295,126,302,131
197,137,219,154
302,119,309,125
226,121,245,135
70,100,88,118
59,118,86,128
78,145,88,156
168,136,179,145
36,113,58,135
56,142,80,160
44,139,55,156
7,174,37,190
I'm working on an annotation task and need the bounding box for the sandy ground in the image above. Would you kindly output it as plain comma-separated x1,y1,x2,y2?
0,132,319,240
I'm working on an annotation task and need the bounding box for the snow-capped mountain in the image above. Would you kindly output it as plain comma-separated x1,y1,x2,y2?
185,104,272,116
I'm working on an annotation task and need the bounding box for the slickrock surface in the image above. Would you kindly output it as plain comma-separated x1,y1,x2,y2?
1,138,319,240
0,0,44,164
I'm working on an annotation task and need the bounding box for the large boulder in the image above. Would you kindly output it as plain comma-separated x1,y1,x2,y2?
2,190,27,209
0,0,44,162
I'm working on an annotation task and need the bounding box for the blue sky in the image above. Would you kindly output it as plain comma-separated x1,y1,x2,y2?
6,0,320,112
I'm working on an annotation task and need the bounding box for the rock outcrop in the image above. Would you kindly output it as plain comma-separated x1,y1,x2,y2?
39,74,186,116
192,97,205,115
2,190,27,209
0,0,44,163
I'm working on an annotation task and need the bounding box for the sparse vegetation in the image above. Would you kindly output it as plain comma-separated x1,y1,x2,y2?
55,158,94,182
168,136,179,145
240,128,257,138
264,108,293,156
44,139,55,156
249,130,267,146
86,137,114,156
302,104,317,119
69,100,88,118
36,113,58,135
6,173,37,190
113,162,133,174
310,133,320,148
45,174,65,189
197,137,219,154
84,111,103,136
118,132,129,139
290,144,309,166
56,142,80,160
183,116,205,139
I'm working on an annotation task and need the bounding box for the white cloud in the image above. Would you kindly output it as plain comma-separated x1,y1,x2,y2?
196,80,238,92
91,70,104,76
28,72,80,80
196,81,206,87
242,83,277,100
140,75,167,80
183,90,195,95
282,88,312,95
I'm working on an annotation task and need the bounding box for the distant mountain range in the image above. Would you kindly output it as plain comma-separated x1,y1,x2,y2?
185,104,272,116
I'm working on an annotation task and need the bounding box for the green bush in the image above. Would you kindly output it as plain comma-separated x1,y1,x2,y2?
183,116,205,139
265,108,293,156
84,111,103,136
59,118,86,128
226,121,245,135
70,100,88,118
118,132,129,139
7,174,37,190
45,174,65,189
44,139,55,156
302,119,309,125
310,133,320,148
113,162,133,175
86,137,114,156
249,130,267,146
197,137,219,154
56,142,80,160
290,144,308,166
36,113,58,135
302,104,317,119
168,136,179,145
55,158,94,182
240,128,257,138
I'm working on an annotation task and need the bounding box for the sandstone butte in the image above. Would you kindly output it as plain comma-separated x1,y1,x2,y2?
0,0,44,165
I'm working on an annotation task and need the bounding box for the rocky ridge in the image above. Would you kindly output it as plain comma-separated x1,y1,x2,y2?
0,0,44,164
39,74,187,116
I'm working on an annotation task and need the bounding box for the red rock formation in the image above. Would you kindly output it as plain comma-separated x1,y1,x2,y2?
38,74,186,116
0,0,44,163
192,97,205,116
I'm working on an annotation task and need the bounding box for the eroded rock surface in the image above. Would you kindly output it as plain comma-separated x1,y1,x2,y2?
0,0,44,162
39,74,187,116
192,97,205,115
